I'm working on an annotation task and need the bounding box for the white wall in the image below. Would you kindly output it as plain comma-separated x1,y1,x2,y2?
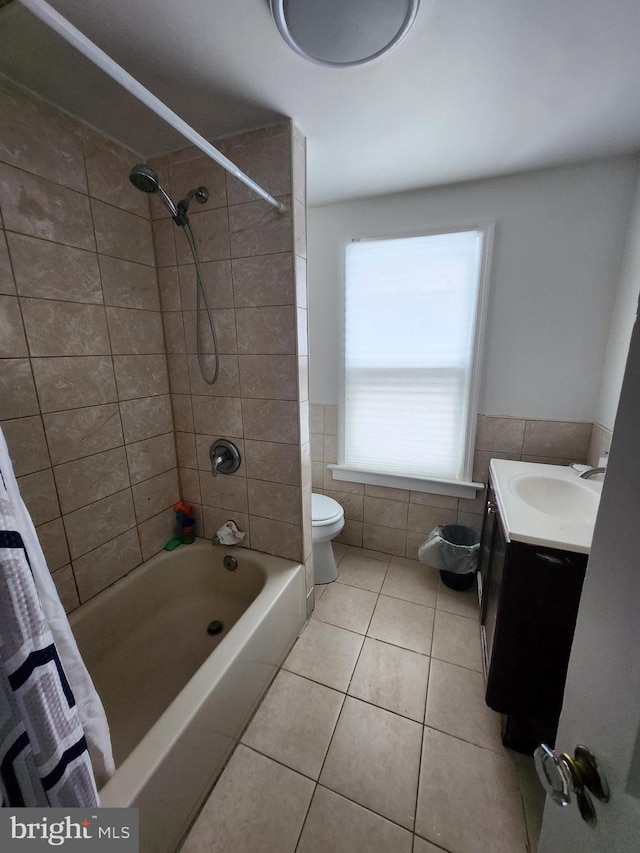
308,157,638,421
596,168,640,430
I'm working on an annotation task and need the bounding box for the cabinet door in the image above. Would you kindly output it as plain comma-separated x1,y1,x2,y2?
481,509,509,688
477,483,496,620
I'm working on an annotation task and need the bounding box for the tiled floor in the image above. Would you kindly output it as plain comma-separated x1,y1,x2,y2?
181,545,545,853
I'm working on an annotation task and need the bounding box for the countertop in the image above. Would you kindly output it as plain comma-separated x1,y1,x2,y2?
489,458,603,554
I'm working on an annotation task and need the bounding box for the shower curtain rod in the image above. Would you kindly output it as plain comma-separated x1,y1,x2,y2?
18,0,288,213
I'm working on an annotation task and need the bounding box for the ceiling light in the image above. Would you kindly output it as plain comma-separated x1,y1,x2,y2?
270,0,421,68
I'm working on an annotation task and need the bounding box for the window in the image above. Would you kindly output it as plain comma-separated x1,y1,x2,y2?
333,225,492,498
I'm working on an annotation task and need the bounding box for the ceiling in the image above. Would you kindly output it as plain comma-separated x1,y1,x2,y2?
1,0,640,206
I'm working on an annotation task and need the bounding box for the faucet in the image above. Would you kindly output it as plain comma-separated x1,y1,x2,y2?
579,467,606,479
209,439,241,477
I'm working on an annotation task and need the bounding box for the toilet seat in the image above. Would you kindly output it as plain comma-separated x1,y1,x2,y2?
312,493,343,526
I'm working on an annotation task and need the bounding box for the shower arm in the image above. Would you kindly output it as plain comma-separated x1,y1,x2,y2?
18,0,288,215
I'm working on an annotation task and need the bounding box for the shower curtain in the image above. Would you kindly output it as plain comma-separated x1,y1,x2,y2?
0,427,113,807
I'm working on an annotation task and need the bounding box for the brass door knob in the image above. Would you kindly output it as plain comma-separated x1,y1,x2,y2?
534,743,609,828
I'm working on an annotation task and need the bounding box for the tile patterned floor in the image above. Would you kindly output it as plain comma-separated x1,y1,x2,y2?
180,545,545,853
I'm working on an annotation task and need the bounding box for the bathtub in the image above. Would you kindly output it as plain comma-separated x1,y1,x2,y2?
69,538,306,853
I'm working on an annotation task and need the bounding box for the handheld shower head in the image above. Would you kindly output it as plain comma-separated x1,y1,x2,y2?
129,164,179,220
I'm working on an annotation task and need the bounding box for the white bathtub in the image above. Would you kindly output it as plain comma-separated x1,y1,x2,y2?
69,538,306,853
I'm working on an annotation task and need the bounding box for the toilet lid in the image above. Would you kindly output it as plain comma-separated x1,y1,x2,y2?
312,493,343,525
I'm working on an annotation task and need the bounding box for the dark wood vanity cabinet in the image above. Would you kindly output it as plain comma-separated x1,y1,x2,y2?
478,475,588,754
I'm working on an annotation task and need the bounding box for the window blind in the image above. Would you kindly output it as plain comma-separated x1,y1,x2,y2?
343,229,485,481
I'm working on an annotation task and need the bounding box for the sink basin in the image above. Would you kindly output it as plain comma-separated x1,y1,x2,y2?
510,475,600,525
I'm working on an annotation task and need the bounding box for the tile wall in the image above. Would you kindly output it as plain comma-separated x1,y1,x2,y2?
312,406,607,559
0,77,177,613
148,122,313,598
0,76,310,613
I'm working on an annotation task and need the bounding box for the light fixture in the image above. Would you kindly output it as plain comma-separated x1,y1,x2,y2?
270,0,421,68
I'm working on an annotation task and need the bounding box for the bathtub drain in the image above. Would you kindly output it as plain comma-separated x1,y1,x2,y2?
207,620,224,635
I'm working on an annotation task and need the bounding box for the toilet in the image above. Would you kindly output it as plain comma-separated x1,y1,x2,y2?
311,493,345,584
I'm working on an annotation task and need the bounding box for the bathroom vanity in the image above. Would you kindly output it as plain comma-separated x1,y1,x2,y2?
478,459,602,754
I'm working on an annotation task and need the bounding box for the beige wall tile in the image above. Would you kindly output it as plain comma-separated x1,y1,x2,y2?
0,163,95,250
241,398,299,443
44,404,123,465
7,233,102,303
91,199,154,265
244,439,300,485
239,354,298,399
187,353,240,397
32,356,117,413
138,507,177,559
323,434,338,464
152,218,177,267
294,198,307,258
323,468,364,494
236,306,296,354
310,432,323,462
113,354,169,400
335,519,363,548
132,468,179,523
364,496,409,528
457,510,483,530
0,358,40,419
192,395,243,438
83,133,148,217
324,489,364,521
472,450,519,484
162,312,186,354
54,446,129,514
126,432,176,484
52,565,79,613
223,129,292,205
175,431,197,469
99,255,160,310
309,404,324,434
0,295,28,356
362,523,406,557
106,307,164,354
17,469,60,526
175,207,230,264
73,528,142,602
522,419,592,459
229,199,292,257
119,395,173,444
298,355,309,402
247,479,301,524
475,415,526,453
169,153,227,211
406,531,428,560
200,470,248,513
0,79,86,191
407,503,458,535
410,490,458,510
36,517,70,572
311,460,324,488
63,489,136,559
21,299,110,356
1,415,50,476
183,308,237,354
178,260,234,310
180,466,202,506
0,230,15,295
299,399,310,445
232,253,294,307
170,393,194,432
249,515,302,561
202,505,250,543
364,483,410,502
157,266,181,311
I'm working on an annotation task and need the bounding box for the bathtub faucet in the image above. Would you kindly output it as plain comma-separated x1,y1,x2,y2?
209,440,242,477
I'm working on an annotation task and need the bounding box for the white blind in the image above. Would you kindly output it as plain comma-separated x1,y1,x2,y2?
343,230,484,481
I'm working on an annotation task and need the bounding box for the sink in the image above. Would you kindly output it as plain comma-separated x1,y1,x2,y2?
510,474,600,525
